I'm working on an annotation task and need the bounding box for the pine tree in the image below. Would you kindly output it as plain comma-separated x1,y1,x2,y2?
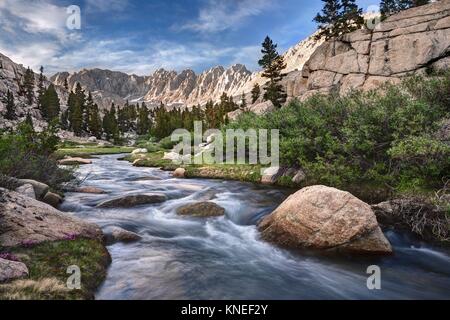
240,93,247,110
314,0,342,40
380,0,398,19
258,36,287,108
88,104,102,138
251,83,261,104
23,67,35,106
67,91,76,130
25,112,34,129
60,110,69,130
37,66,46,117
84,92,95,132
41,84,60,121
340,0,364,34
102,109,111,140
74,83,87,132
137,102,150,135
5,90,16,120
109,104,120,143
103,103,119,142
71,101,83,136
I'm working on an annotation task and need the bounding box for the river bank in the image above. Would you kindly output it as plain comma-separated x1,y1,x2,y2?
61,154,450,299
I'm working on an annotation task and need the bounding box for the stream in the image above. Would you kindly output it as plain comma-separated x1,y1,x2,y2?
60,154,450,300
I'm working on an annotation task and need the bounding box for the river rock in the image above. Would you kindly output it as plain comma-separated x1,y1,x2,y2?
43,192,63,208
173,168,186,178
58,157,92,165
0,188,103,247
0,258,29,283
17,179,49,199
88,136,97,143
292,169,307,184
74,186,106,194
97,193,167,208
258,185,392,254
104,227,142,245
15,184,36,199
261,167,281,185
163,152,182,162
176,202,225,217
132,159,145,166
131,148,148,155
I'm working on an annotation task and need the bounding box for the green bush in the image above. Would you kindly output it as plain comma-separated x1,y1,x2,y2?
226,72,450,197
0,121,73,191
159,136,180,150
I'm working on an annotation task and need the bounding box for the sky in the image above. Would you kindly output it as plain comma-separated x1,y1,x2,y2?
0,0,377,76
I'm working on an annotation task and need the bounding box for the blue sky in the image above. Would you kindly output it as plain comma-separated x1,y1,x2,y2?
0,0,377,76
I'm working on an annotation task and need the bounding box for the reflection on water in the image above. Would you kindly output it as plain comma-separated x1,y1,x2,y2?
60,154,450,300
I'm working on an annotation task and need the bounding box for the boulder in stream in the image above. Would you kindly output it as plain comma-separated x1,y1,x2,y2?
97,193,167,208
176,202,225,217
104,227,142,245
58,157,92,165
173,168,186,178
74,187,106,194
43,192,63,208
258,185,392,255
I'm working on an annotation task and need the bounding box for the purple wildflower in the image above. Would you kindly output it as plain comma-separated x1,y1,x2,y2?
0,252,20,262
63,233,78,241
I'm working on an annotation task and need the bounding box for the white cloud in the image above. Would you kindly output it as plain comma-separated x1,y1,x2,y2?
0,0,83,71
0,0,69,40
180,0,274,33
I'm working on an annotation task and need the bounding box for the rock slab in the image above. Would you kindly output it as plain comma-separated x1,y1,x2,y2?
177,202,225,217
0,188,103,247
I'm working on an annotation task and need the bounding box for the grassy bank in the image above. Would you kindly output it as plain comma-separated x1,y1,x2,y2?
0,239,111,300
125,151,264,184
55,146,134,159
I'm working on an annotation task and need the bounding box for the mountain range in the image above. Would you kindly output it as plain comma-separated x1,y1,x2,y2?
50,33,323,109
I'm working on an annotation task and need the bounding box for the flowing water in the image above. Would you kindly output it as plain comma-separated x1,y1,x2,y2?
60,154,450,300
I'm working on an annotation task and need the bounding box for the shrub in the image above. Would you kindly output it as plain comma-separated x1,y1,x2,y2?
159,136,180,150
226,71,450,197
0,120,73,191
